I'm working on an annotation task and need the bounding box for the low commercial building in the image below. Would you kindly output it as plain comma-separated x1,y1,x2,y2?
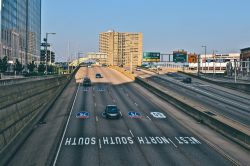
240,47,250,75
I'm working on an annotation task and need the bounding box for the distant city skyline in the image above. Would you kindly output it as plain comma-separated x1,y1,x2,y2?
41,0,250,62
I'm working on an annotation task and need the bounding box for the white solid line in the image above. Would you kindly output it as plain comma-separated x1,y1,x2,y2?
96,116,98,122
94,103,96,107
53,84,80,166
99,139,102,149
168,138,178,148
146,115,151,121
129,130,134,137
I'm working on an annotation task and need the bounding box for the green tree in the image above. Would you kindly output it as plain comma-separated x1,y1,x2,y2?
14,59,24,74
27,61,36,72
47,65,55,74
38,63,45,73
0,56,8,73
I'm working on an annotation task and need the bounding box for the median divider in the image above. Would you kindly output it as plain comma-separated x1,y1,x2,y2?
109,66,135,80
135,76,250,150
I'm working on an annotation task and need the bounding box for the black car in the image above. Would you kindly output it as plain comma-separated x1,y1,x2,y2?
182,77,192,83
103,105,122,119
83,77,91,86
95,73,102,78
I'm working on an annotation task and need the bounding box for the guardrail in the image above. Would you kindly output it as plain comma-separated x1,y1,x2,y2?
0,75,63,86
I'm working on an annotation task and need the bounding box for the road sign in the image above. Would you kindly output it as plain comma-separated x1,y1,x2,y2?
76,111,90,119
128,112,142,118
150,112,166,118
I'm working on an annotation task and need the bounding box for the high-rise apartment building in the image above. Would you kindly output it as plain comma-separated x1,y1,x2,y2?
99,30,142,68
0,0,41,66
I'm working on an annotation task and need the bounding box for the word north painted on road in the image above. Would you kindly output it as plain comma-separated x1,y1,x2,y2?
128,112,143,118
64,136,201,147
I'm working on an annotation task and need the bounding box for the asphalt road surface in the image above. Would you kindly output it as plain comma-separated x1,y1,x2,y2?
140,71,250,126
52,66,232,166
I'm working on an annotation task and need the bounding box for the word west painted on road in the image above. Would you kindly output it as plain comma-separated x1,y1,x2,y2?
76,112,90,119
64,136,201,147
150,112,166,118
128,112,143,118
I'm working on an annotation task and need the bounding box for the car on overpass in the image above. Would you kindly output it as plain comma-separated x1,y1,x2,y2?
102,105,122,119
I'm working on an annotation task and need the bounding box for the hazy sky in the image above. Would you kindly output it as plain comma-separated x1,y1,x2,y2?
42,0,250,62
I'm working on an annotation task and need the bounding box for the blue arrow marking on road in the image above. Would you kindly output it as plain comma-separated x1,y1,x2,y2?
128,112,142,118
76,111,90,119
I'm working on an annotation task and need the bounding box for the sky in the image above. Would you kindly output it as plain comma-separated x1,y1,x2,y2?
41,0,250,62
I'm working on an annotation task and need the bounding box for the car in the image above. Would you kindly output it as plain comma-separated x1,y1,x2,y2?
95,73,102,78
87,65,92,68
83,77,91,86
182,77,192,83
103,105,122,119
136,67,141,71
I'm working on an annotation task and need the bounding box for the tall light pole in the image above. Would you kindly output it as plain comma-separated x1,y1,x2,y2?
202,45,207,76
212,50,218,78
45,32,56,74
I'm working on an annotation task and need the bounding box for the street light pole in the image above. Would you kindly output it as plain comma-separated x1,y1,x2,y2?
202,46,207,76
212,50,218,78
45,32,56,74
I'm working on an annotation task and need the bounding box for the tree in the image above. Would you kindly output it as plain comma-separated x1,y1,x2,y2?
47,65,55,74
27,61,36,72
0,56,8,73
14,59,24,74
38,63,45,73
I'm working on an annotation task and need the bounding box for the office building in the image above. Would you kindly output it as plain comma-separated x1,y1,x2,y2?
0,0,41,67
99,30,142,68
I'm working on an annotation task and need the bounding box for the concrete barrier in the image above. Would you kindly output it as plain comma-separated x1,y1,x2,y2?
0,75,71,165
109,66,135,80
135,77,250,150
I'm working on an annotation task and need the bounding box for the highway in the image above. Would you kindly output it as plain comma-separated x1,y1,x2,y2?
139,70,250,126
51,66,232,166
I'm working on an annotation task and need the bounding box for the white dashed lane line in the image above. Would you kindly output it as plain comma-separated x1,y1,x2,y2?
129,130,135,137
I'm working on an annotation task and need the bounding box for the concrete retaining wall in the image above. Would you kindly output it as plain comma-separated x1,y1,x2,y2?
135,77,250,150
0,76,68,152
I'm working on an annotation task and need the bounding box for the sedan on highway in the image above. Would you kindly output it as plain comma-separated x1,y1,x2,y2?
95,73,102,78
102,105,122,119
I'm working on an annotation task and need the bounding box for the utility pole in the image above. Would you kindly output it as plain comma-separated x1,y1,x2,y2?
202,46,207,76
197,54,200,77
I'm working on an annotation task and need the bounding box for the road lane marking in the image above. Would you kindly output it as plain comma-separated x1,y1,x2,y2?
168,138,178,148
53,84,80,166
99,139,102,149
129,130,134,137
96,116,98,122
94,102,96,107
146,115,152,120
64,136,201,146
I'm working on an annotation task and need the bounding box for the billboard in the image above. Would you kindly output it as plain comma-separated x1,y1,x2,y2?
173,50,187,63
188,53,198,63
143,52,160,62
